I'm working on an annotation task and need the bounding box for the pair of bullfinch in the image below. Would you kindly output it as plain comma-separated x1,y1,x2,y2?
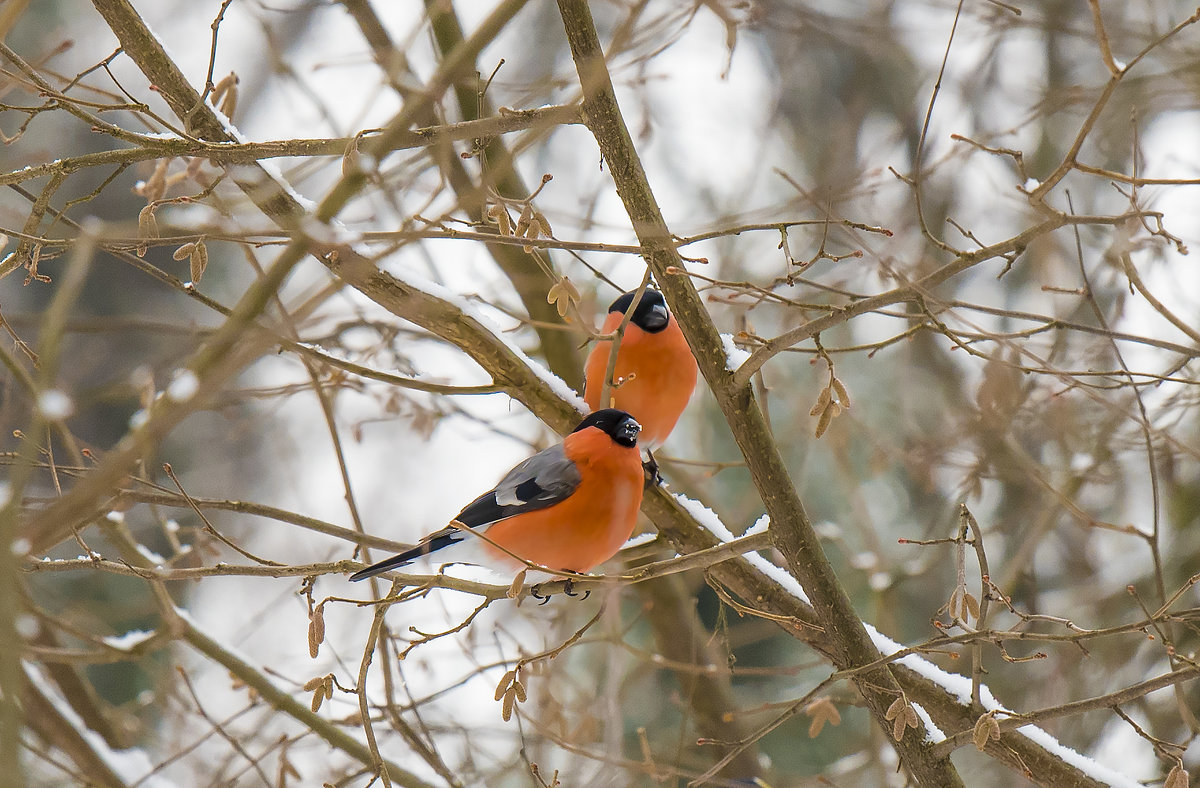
349,289,698,582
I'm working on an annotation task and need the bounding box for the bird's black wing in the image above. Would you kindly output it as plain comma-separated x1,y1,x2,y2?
349,444,580,581
455,443,581,526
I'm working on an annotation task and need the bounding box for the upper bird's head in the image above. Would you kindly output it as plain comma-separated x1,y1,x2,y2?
609,289,670,333
575,408,641,448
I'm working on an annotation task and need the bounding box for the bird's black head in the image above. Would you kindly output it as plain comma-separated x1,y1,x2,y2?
609,289,670,333
574,408,641,448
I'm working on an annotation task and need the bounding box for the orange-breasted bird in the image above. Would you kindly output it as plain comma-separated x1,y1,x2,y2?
349,409,645,581
584,289,698,451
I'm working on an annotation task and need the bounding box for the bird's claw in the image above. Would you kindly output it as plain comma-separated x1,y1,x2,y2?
643,452,663,488
562,578,590,600
530,585,552,605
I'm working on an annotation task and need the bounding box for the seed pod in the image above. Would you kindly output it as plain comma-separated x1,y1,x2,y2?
832,376,851,408
494,670,515,701
814,403,834,439
487,204,512,236
219,80,238,119
142,159,169,203
515,203,533,237
522,217,542,253
138,205,160,239
189,240,209,285
307,603,325,659
809,385,832,416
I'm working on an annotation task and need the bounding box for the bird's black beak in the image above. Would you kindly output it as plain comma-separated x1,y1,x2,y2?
641,303,669,332
617,418,641,447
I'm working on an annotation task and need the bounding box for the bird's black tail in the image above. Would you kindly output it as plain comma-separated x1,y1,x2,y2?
348,530,465,581
349,550,418,582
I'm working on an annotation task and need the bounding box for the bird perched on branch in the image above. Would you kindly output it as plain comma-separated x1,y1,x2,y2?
584,288,698,452
349,409,645,582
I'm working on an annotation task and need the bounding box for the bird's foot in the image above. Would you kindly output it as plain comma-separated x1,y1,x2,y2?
643,452,663,488
529,578,591,602
563,578,591,600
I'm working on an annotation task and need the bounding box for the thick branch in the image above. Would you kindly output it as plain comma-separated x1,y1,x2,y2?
553,1,963,784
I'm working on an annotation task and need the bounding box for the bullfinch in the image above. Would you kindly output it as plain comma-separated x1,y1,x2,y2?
349,409,645,581
583,289,698,451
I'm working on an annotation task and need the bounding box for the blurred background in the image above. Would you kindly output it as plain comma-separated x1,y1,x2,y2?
3,0,1200,785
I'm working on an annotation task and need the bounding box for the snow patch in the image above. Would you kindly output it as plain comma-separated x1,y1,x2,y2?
674,493,809,603
136,543,166,566
103,629,157,651
720,332,751,371
909,701,946,743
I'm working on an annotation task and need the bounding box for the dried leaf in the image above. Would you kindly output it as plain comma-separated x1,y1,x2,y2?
189,240,208,285
964,592,980,621
948,588,962,621
219,81,238,119
1165,764,1188,788
507,569,527,599
212,71,236,101
212,71,239,118
804,697,840,738
546,277,578,317
973,712,1001,751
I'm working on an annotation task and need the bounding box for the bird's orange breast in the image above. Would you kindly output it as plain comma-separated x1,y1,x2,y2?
481,426,644,572
584,312,698,448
